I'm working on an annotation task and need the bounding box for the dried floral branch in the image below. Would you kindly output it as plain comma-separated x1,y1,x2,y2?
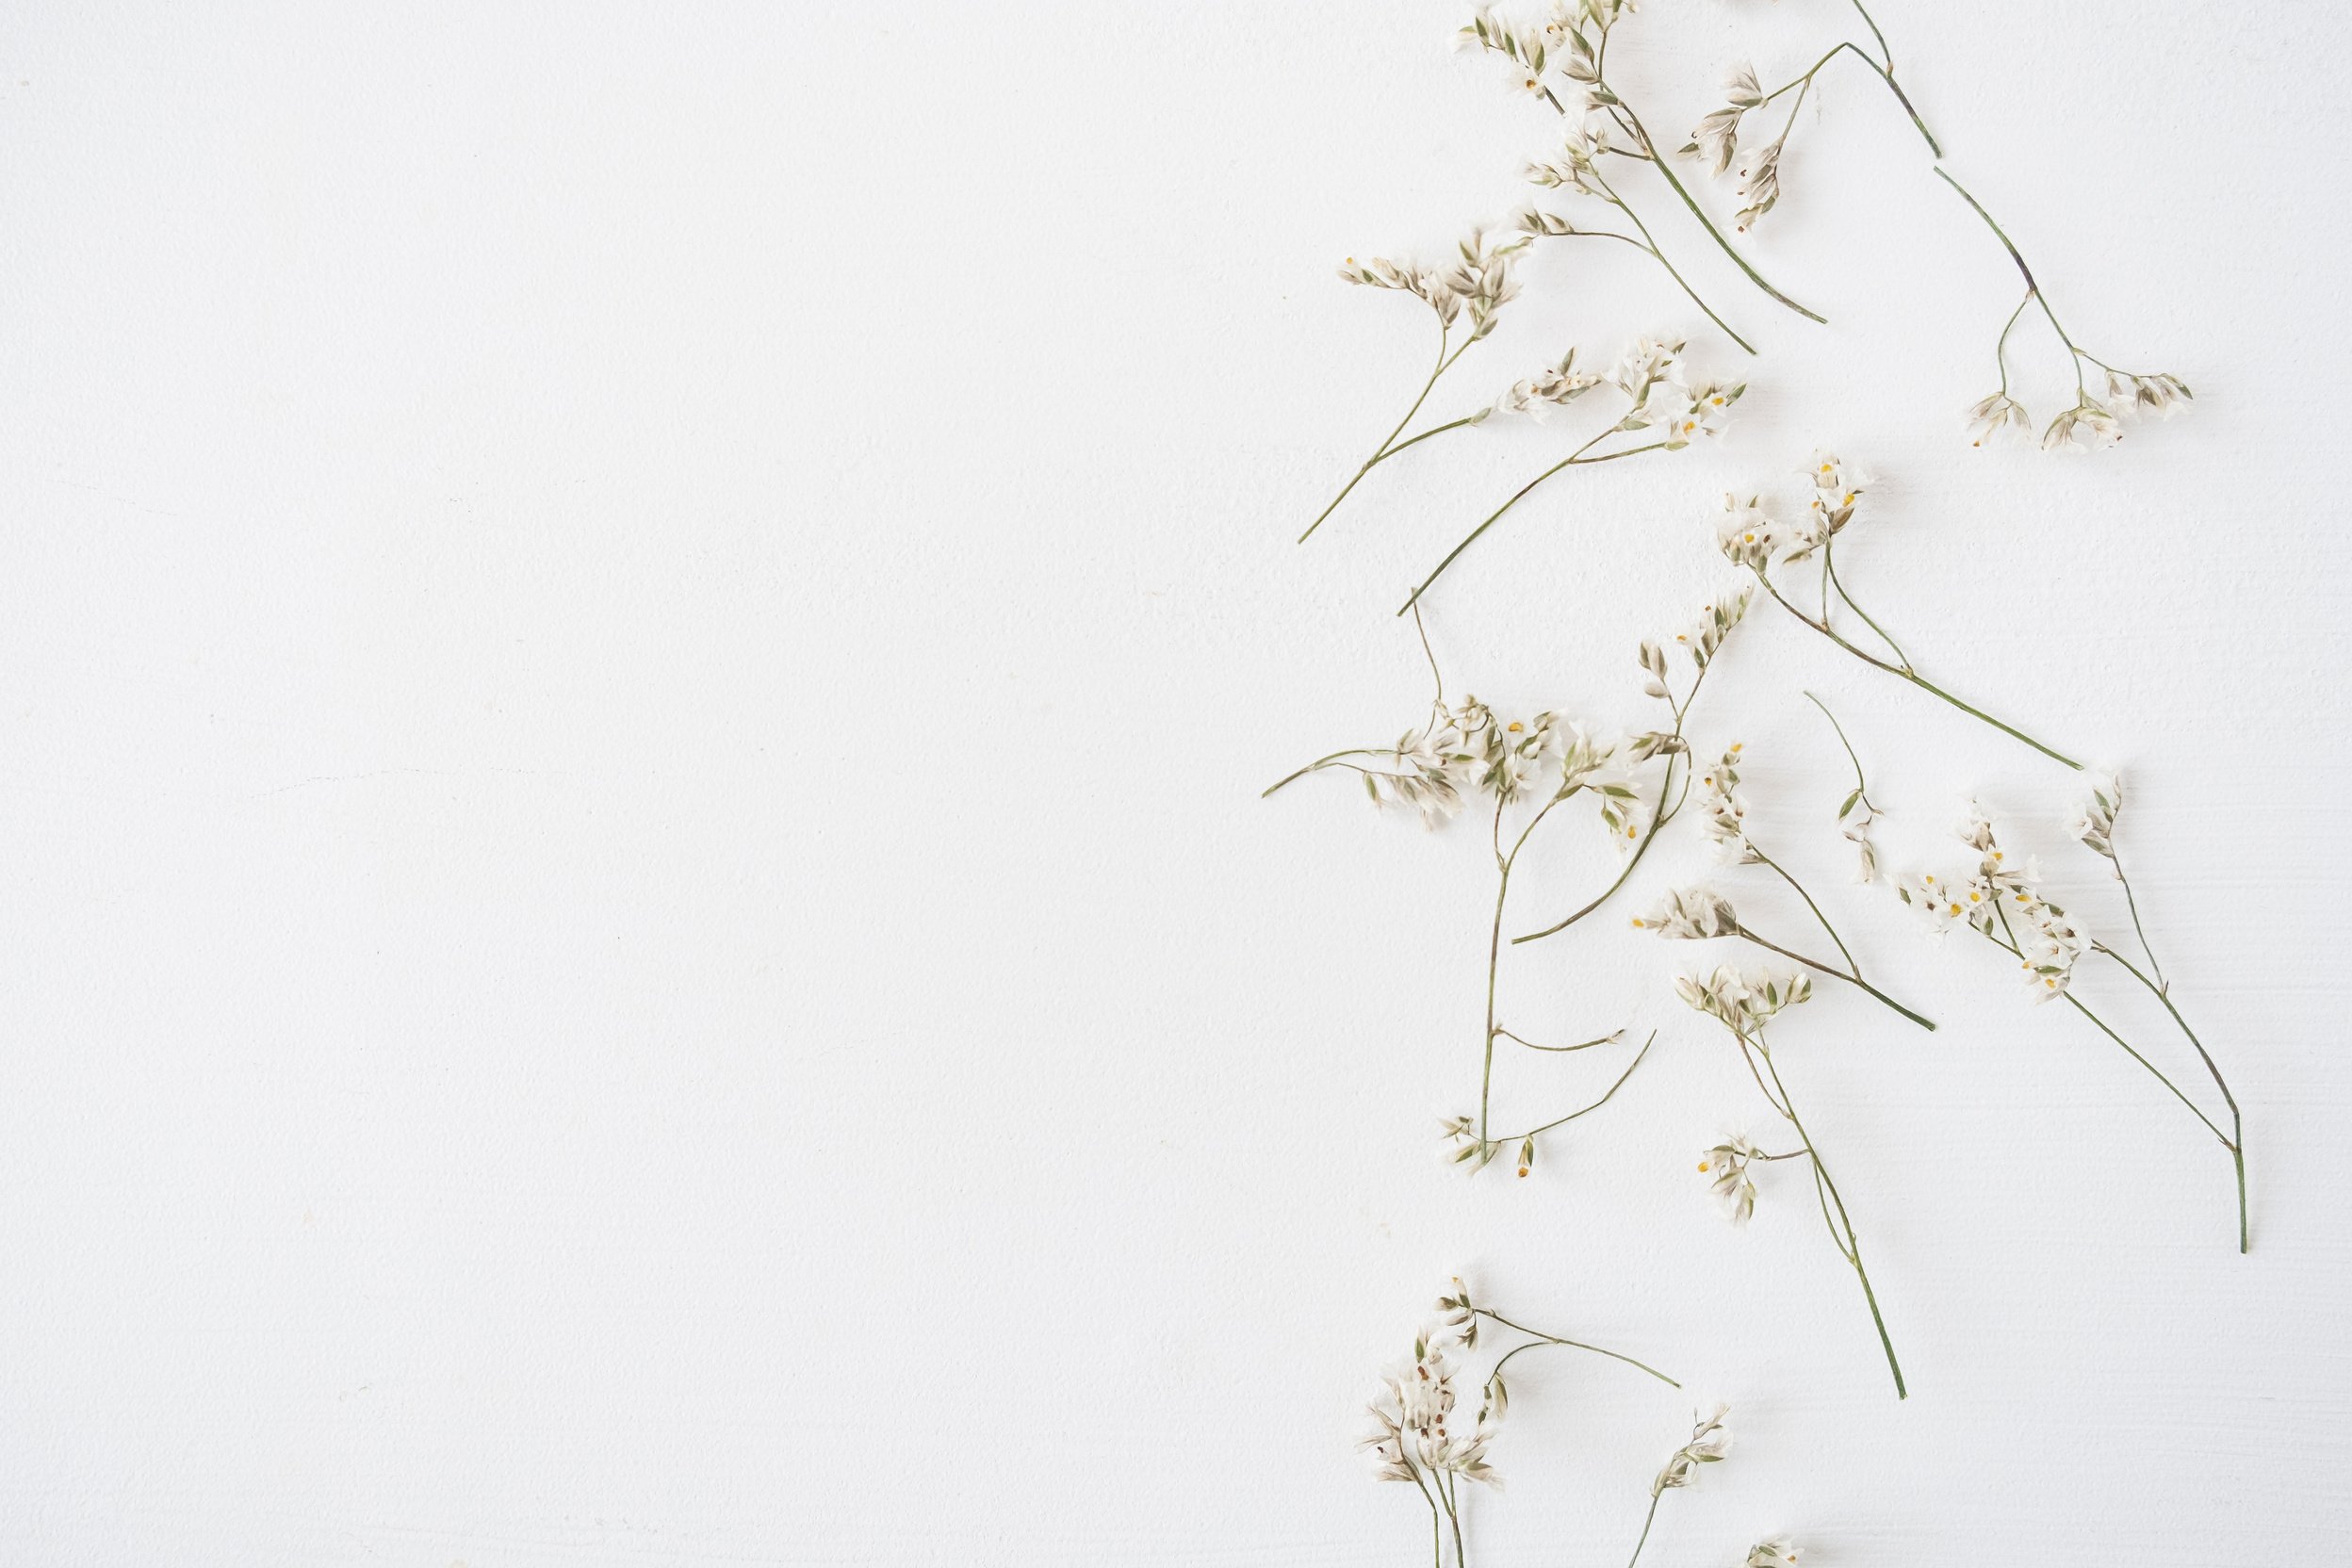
1397,337,1741,615
1630,743,1936,1031
1512,588,1752,945
1367,1282,1763,1568
1678,2,1942,230
1681,967,1907,1397
1939,169,2193,451
1458,2,1826,342
1895,795,2247,1251
1717,454,2086,770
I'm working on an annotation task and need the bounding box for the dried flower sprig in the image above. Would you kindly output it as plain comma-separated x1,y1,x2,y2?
1305,229,1534,542
1457,3,1826,329
1940,169,2193,452
1630,743,1936,1030
1746,1539,1804,1568
1397,336,1743,615
1511,587,1753,951
1366,1280,1689,1568
1266,609,1740,1169
1624,1402,1736,1568
1896,796,2247,1250
1679,965,1907,1397
1717,455,2086,771
1678,3,1942,231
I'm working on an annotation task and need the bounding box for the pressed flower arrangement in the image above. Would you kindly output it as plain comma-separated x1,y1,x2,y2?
1276,1,2225,1557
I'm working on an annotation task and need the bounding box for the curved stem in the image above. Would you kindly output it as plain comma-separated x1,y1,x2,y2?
2092,938,2247,1252
1624,1492,1665,1568
1735,925,1936,1030
1756,1041,1906,1397
2109,850,2169,992
1824,542,1911,670
1485,1032,1658,1143
1589,172,1756,354
1758,576,2083,769
1982,922,2228,1146
1804,691,1874,809
1756,850,1859,973
1301,324,1468,543
1397,436,1671,616
1262,747,1387,798
1477,1308,1681,1388
1613,100,1828,323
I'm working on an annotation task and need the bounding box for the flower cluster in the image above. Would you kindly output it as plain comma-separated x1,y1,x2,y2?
1652,1403,1734,1495
1895,806,2088,1003
1699,1133,1761,1224
1714,453,1870,573
1747,1539,1803,1568
2070,773,2122,865
1632,885,1738,939
1970,370,2191,453
1351,698,1620,825
1697,743,1760,863
1675,965,1812,1038
1492,347,1601,419
1339,227,1530,342
1455,3,1636,112
1683,65,1765,177
1606,336,1744,448
1666,585,1755,673
1363,1327,1500,1489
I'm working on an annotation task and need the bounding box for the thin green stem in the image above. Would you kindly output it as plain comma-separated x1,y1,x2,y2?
1612,100,1828,323
1301,325,1473,543
1624,1491,1664,1568
1587,170,1756,354
2109,851,2169,992
1981,917,2226,1146
2092,936,2246,1252
1477,1309,1681,1388
1758,576,2083,769
1755,1040,1906,1397
1755,850,1858,973
1803,691,1874,812
1824,541,1911,670
1515,662,1719,944
1397,435,1671,616
1735,924,1936,1031
1262,747,1387,798
1485,1032,1658,1143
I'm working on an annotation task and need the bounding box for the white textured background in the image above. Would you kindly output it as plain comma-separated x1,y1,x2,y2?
3,2,2346,1563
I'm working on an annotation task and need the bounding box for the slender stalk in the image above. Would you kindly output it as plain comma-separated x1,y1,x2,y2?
1624,1491,1665,1568
2092,939,2246,1253
2109,849,2169,992
1613,99,1828,323
1515,660,1720,945
1486,1033,1658,1143
1398,435,1672,616
1757,575,2083,769
1477,1308,1680,1388
1735,925,1936,1031
1302,327,1474,543
1587,167,1756,354
1753,1037,1906,1396
1756,849,1859,973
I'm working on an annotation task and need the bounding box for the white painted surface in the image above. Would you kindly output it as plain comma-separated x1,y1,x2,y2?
2,2,2346,1562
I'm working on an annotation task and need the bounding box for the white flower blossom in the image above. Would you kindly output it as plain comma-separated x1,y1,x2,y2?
1700,1133,1761,1224
1632,885,1740,939
1653,1403,1733,1494
1747,1538,1803,1568
1363,1330,1501,1489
